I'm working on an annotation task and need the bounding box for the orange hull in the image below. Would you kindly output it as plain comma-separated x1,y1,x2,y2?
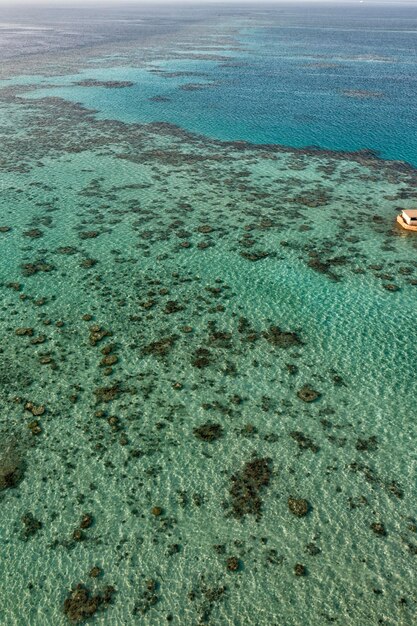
397,215,417,231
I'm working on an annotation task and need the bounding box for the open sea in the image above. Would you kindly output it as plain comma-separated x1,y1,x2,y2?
0,3,416,625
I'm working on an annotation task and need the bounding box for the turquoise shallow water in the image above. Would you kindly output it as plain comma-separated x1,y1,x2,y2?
1,4,417,626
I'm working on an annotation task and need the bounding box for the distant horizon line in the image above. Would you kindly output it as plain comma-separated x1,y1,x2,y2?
1,0,416,5
1,0,416,10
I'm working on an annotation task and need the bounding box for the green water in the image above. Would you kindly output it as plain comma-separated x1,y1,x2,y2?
1,9,417,626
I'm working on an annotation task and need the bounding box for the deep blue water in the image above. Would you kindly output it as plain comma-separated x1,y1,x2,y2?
6,3,417,163
232,5,417,162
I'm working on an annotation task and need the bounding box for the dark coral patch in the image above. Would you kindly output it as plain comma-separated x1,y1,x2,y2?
288,497,310,517
193,423,223,442
297,386,321,402
263,326,302,348
63,583,115,624
228,457,272,519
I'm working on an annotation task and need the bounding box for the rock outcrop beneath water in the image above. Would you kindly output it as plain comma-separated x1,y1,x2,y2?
288,497,310,517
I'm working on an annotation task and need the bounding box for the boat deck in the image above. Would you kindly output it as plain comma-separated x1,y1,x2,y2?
397,214,417,231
